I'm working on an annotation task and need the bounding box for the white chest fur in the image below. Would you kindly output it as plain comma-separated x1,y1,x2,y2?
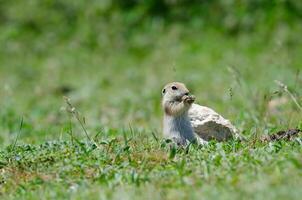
163,112,196,144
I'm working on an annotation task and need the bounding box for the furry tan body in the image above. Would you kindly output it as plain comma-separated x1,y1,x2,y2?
161,82,239,145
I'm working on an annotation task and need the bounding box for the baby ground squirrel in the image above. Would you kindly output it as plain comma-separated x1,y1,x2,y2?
161,82,197,145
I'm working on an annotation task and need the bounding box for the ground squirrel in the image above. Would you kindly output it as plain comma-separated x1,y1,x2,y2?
161,82,296,145
161,82,198,145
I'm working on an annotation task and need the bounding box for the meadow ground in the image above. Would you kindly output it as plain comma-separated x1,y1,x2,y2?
0,12,302,199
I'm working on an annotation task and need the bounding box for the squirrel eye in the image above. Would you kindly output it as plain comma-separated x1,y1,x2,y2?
171,86,178,90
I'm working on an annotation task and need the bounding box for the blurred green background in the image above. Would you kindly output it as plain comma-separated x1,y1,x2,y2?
0,1,302,199
0,0,301,145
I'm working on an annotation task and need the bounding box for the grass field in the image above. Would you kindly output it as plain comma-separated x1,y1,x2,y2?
0,4,302,199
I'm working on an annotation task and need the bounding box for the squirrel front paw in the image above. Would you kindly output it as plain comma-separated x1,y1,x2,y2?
182,95,195,104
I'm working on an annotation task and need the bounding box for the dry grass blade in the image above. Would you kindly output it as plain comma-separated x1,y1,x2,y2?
63,96,91,142
12,116,24,150
275,80,302,112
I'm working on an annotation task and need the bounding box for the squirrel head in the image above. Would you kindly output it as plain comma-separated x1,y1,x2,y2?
161,82,191,102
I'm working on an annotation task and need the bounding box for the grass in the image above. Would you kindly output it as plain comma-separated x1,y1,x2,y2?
1,137,302,199
0,11,302,199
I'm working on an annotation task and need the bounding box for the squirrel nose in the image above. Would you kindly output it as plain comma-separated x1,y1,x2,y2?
184,92,189,96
